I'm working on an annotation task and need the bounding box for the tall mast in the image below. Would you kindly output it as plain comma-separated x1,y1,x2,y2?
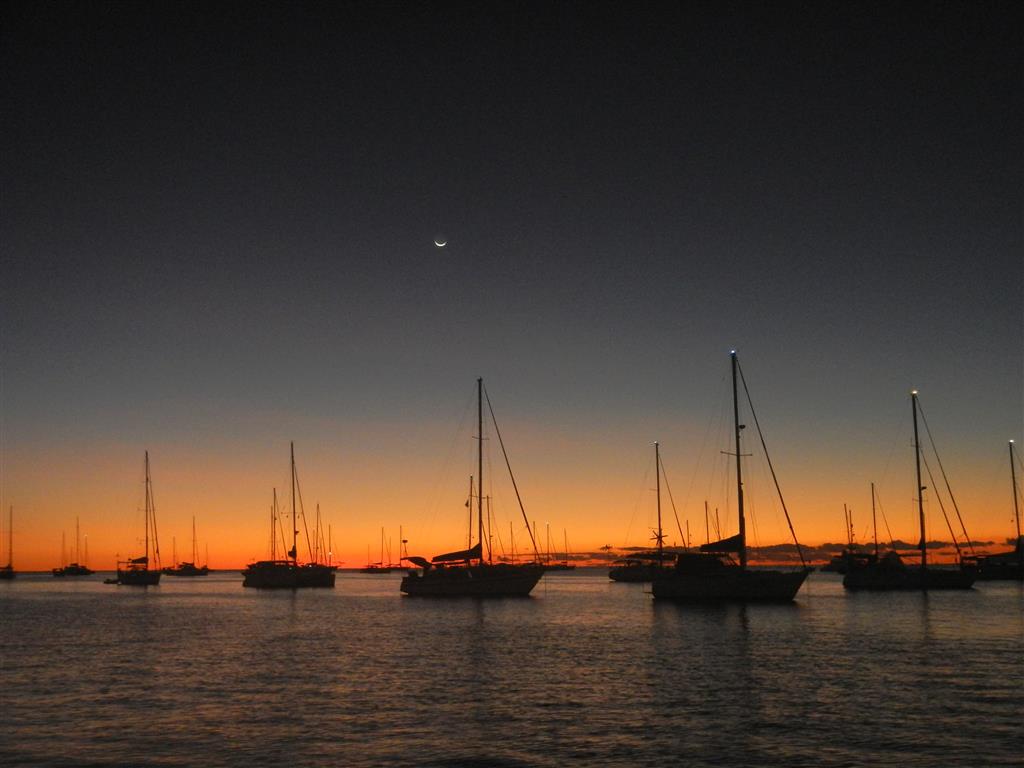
467,476,474,550
704,500,710,545
144,451,150,567
192,515,198,563
271,488,278,560
871,482,879,557
731,351,747,569
61,530,66,569
291,442,297,565
655,441,663,565
912,391,927,570
1010,440,1021,568
76,517,81,564
477,377,484,563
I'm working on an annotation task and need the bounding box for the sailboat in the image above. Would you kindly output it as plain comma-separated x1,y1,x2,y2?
652,351,810,602
52,517,95,576
610,442,675,582
960,440,1023,581
359,527,392,574
163,516,210,576
843,391,975,591
114,451,161,586
0,506,14,580
822,504,875,574
242,443,336,589
401,378,546,597
544,528,577,571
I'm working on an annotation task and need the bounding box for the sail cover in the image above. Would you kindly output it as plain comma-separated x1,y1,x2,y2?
432,542,482,563
129,555,148,565
700,534,743,554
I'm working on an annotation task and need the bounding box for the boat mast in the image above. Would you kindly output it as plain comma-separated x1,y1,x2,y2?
291,442,298,565
192,515,198,564
912,391,927,570
655,441,663,565
271,488,278,560
871,482,879,557
144,450,151,568
61,530,66,569
1010,440,1022,568
76,517,81,564
477,377,484,564
731,352,747,569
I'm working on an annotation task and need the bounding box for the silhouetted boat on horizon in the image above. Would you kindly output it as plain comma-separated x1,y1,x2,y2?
242,443,336,589
52,517,95,577
961,440,1022,581
610,442,675,583
843,391,975,591
401,378,545,597
113,451,161,586
542,527,577,571
652,351,810,603
359,527,392,574
163,516,210,576
0,506,14,580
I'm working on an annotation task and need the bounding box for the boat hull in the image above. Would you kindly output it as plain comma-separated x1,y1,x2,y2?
0,565,14,580
609,563,670,583
116,568,161,586
242,561,336,589
843,567,976,591
652,568,808,603
963,550,1023,581
164,564,209,577
53,564,95,577
400,563,545,597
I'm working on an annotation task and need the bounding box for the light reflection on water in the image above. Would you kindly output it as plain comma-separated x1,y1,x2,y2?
1,571,1021,767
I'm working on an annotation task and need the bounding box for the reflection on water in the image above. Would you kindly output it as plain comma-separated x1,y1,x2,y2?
1,572,1021,767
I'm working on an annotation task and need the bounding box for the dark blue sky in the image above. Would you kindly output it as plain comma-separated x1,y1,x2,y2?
2,2,1020,554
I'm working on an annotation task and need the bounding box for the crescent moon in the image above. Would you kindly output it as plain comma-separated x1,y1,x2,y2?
434,239,447,247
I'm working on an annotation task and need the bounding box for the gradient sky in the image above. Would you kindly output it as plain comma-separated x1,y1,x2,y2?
2,2,1021,569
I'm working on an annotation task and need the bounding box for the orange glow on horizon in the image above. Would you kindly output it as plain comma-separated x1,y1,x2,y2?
3,426,1019,572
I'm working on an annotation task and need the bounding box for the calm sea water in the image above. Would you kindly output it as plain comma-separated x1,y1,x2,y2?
1,570,1021,767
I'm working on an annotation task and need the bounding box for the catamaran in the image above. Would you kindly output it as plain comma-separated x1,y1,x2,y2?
359,527,392,574
52,517,95,576
242,443,336,589
163,516,209,576
401,378,545,597
652,351,810,602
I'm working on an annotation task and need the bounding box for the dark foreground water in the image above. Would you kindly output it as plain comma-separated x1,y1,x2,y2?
1,570,1021,767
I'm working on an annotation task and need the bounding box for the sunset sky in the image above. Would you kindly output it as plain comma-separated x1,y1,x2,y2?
2,3,1020,569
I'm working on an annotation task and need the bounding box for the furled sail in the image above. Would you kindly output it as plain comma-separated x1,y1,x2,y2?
432,542,482,563
700,534,743,554
129,555,148,564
